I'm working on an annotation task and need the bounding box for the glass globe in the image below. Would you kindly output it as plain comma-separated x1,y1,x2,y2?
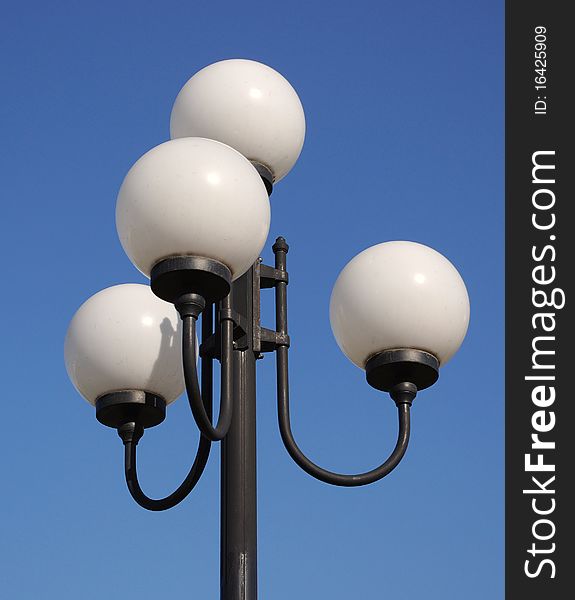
170,59,305,182
329,241,470,368
116,137,270,280
64,284,184,405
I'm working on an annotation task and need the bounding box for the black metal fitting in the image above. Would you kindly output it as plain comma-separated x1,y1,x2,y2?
151,256,232,305
365,349,439,393
175,293,206,319
250,161,274,196
117,421,144,446
96,390,167,430
389,382,418,407
272,236,289,254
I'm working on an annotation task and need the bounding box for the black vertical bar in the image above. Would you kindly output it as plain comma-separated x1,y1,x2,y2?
273,237,288,335
221,267,258,600
507,2,574,598
201,303,213,419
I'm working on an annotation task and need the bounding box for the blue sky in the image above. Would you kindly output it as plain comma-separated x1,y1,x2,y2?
0,1,503,598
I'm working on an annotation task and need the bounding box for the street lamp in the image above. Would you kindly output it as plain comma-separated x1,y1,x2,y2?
64,58,470,599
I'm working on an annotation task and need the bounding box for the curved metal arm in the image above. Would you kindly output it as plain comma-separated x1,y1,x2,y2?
123,434,211,511
276,345,410,486
183,295,234,441
272,237,411,487
120,305,216,510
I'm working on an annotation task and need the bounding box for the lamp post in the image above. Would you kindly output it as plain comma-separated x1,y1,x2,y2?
64,59,470,600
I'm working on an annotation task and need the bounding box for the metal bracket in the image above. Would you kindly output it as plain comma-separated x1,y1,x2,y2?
259,327,290,353
259,264,288,288
253,261,290,354
199,306,249,359
200,259,290,358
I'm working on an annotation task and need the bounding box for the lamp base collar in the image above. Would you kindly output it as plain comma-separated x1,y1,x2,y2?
365,349,439,393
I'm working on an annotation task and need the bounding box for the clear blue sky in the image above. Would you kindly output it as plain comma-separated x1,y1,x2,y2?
0,1,503,598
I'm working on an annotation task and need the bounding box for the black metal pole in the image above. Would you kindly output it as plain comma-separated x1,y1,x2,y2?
221,267,258,600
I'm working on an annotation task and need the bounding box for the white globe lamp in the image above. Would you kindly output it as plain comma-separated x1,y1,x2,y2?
170,59,305,184
116,137,271,304
330,241,470,391
64,284,184,428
